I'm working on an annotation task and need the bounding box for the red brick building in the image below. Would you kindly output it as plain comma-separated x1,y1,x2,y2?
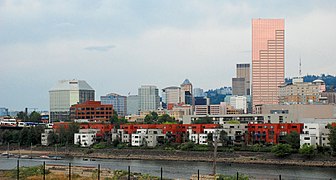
248,123,303,144
53,122,114,135
70,101,113,122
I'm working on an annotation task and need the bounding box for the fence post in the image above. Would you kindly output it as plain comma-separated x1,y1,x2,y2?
98,164,100,180
128,166,130,180
17,159,19,180
43,161,46,180
69,163,71,180
279,174,281,180
160,167,163,180
237,172,239,180
198,169,199,180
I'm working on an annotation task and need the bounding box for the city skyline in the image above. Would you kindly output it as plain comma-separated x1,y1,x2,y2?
1,1,336,110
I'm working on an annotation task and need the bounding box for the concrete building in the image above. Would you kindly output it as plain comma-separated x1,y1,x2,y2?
256,104,336,122
101,93,127,117
236,64,250,95
138,85,160,112
127,95,140,115
49,80,95,121
229,96,247,113
194,103,226,116
300,123,330,147
74,129,99,147
222,124,248,145
162,86,182,107
183,113,290,124
232,64,250,96
252,19,285,109
321,91,336,104
69,101,113,122
279,77,323,105
232,78,246,96
130,128,165,147
41,129,54,146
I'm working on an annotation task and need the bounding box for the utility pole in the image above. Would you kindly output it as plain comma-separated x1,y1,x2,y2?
212,130,219,176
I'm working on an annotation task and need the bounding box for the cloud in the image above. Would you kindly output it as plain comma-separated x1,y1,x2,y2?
84,45,116,52
1,0,336,110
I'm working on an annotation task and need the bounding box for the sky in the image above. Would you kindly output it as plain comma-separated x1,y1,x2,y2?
1,0,336,111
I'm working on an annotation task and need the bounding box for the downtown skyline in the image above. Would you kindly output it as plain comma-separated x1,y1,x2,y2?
1,1,336,110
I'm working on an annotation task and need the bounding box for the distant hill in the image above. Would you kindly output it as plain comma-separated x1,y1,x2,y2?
285,74,336,91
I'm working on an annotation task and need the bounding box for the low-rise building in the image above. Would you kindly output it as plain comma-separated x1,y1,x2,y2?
222,124,248,145
248,123,303,145
41,129,54,146
70,101,113,122
74,129,99,147
300,123,330,147
131,129,165,147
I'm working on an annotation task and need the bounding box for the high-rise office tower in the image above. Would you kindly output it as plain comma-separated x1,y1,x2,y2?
181,79,193,105
232,78,246,96
138,85,160,112
162,86,182,105
252,19,285,109
101,93,127,117
49,80,95,121
127,95,140,115
232,64,250,96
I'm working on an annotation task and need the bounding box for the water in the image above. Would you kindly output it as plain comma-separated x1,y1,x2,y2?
0,157,335,179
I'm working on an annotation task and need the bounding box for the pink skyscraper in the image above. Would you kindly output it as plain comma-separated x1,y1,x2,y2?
252,19,285,110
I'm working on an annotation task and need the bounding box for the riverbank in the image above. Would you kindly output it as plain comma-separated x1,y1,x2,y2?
1,147,336,168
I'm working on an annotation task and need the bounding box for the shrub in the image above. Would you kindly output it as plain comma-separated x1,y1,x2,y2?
179,142,195,151
93,142,107,149
271,144,292,158
299,144,315,158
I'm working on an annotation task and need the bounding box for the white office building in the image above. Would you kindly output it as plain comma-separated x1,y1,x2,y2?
49,80,95,121
229,96,247,113
138,85,160,112
162,86,182,105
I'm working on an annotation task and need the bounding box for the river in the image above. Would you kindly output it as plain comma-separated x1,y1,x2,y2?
0,157,335,179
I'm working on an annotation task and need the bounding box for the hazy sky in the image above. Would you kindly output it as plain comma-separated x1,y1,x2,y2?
1,0,336,111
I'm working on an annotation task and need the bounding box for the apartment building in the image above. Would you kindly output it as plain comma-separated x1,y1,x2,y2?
41,129,54,146
300,123,330,147
248,123,303,144
74,129,99,147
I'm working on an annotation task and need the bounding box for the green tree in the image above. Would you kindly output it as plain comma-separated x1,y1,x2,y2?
16,111,28,121
29,111,41,122
110,110,119,124
219,130,230,146
157,114,176,124
284,131,300,150
207,132,214,145
66,123,80,144
19,128,30,146
271,144,292,157
299,144,315,158
193,116,213,124
144,112,159,124
329,126,336,153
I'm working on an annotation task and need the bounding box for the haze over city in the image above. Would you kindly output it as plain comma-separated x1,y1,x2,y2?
1,0,336,110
